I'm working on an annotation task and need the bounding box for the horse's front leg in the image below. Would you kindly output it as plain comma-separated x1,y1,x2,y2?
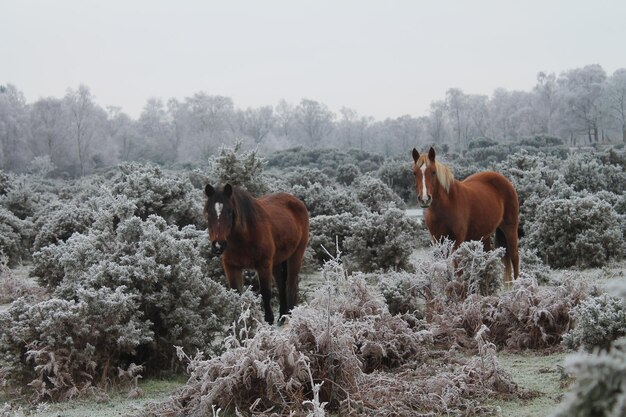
257,263,275,325
222,261,243,292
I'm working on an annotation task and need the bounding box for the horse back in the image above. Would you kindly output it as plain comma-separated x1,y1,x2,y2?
455,172,519,237
258,193,309,261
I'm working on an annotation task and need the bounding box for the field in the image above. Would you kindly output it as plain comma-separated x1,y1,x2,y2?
2,246,624,417
1,144,625,417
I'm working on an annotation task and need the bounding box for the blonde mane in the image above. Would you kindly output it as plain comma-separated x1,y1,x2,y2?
415,155,454,193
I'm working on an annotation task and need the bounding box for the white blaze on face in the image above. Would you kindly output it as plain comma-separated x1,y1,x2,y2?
215,202,224,221
420,163,428,201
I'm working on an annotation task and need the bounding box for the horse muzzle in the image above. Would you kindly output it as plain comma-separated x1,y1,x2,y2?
417,195,432,208
211,240,227,255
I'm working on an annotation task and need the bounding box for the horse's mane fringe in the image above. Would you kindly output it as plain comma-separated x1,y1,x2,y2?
231,187,261,234
417,155,454,193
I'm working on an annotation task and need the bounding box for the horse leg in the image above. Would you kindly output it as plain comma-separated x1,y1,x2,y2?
257,264,275,325
274,262,288,318
223,261,243,292
286,245,306,312
496,227,519,285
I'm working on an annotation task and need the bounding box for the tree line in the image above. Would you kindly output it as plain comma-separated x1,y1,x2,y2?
1,64,625,177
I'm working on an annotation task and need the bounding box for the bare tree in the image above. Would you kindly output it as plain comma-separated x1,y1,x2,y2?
64,85,106,176
0,84,29,171
605,69,626,143
294,99,335,144
557,65,607,143
240,106,275,144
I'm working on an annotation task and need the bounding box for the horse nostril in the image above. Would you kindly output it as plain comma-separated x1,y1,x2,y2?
211,240,227,254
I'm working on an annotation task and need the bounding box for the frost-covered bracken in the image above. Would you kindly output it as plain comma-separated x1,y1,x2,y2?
141,258,523,417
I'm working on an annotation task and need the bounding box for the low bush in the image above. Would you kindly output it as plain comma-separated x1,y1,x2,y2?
351,175,405,213
343,208,418,272
3,213,263,401
563,294,626,352
0,208,33,266
526,195,624,268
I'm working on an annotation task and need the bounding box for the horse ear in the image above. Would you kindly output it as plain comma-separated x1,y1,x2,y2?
224,183,233,198
428,147,436,162
412,148,419,163
205,184,214,197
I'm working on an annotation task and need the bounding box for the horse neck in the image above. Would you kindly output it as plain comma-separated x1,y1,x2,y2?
429,178,457,212
230,191,260,242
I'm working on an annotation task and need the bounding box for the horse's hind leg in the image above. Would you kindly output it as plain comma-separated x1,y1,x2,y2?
285,243,306,313
496,226,519,284
274,262,289,318
257,263,275,324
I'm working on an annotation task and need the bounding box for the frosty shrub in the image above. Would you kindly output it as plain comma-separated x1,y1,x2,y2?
308,213,354,264
376,159,414,202
452,241,505,296
142,258,521,417
0,208,32,266
7,214,264,400
290,182,362,217
335,163,360,186
563,152,626,194
562,294,626,352
0,253,44,305
31,200,96,252
28,155,56,178
343,208,418,272
519,247,551,284
0,170,9,195
108,162,203,227
282,167,333,188
206,141,268,195
552,337,626,417
495,151,559,234
374,270,426,316
0,178,40,220
427,274,590,350
351,175,405,213
527,195,624,268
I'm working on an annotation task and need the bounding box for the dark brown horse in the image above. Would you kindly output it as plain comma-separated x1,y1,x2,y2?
204,183,309,324
412,147,520,283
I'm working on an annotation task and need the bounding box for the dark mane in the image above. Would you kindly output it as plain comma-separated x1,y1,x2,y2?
231,186,263,234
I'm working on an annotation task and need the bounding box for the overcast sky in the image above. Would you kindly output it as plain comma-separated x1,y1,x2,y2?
2,0,625,120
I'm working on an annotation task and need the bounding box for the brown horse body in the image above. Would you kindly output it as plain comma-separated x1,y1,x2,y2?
204,184,309,324
412,148,519,282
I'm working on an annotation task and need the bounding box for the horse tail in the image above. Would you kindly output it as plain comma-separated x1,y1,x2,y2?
496,228,514,282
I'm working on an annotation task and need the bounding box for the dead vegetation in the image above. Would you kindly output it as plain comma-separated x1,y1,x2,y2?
141,247,566,417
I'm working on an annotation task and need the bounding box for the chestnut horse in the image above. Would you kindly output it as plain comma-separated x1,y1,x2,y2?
411,147,520,282
204,183,309,324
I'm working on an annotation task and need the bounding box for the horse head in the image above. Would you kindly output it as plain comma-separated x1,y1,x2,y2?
204,183,235,255
411,147,442,208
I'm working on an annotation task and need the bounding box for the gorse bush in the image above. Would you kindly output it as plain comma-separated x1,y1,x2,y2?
553,337,626,417
351,175,405,213
563,294,626,352
527,195,624,268
563,153,626,194
206,141,268,195
343,208,418,272
290,182,362,217
0,208,32,266
108,162,203,227
3,212,263,400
